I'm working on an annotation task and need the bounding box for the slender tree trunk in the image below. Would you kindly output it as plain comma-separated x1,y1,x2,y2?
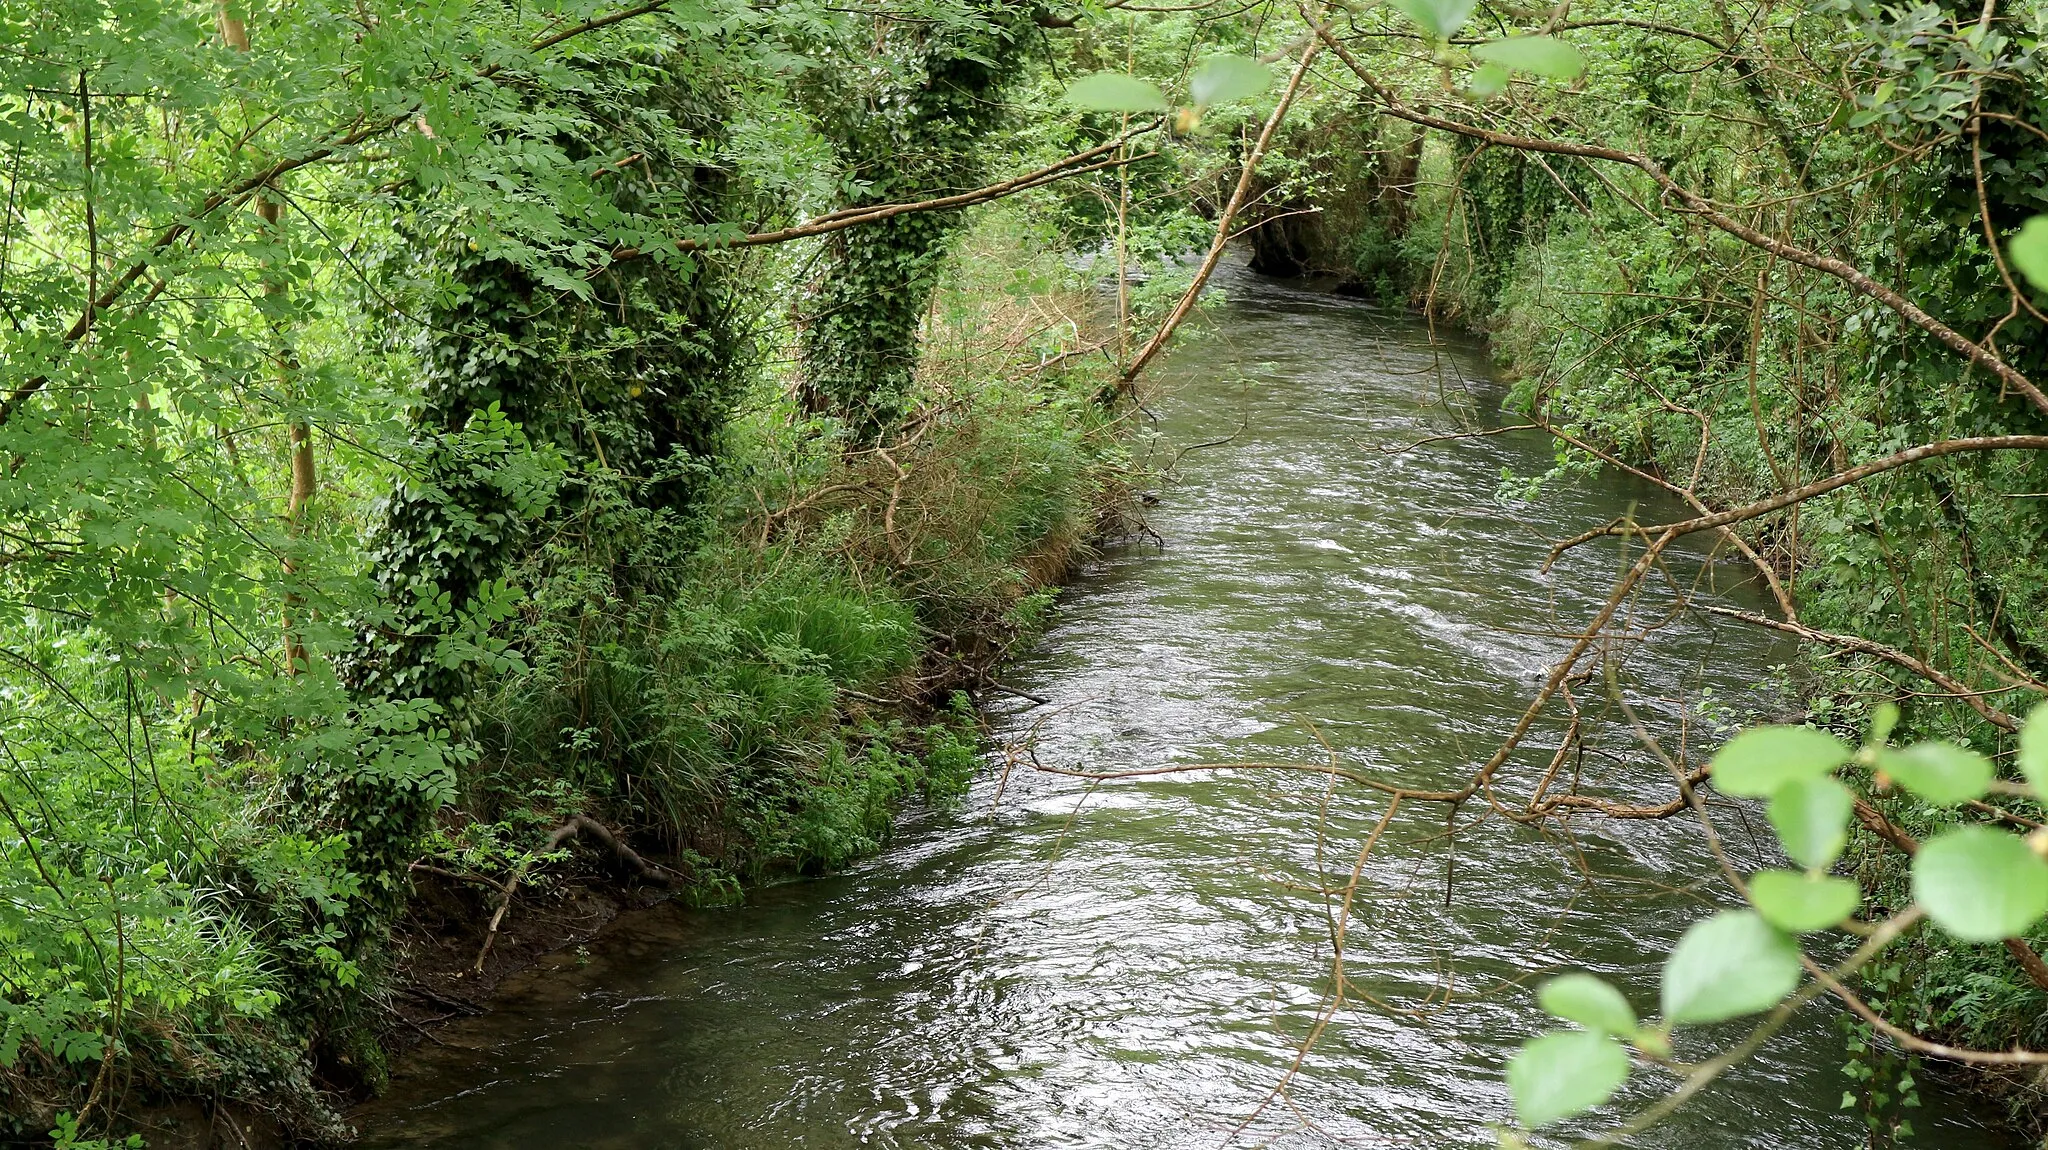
219,0,315,674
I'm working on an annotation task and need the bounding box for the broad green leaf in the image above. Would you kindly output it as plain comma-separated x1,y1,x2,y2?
1767,775,1853,871
1660,910,1802,1025
1709,726,1851,798
2010,216,2048,294
1188,55,1272,107
1467,63,1511,99
1868,702,1900,748
2017,702,2048,798
1506,1029,1629,1129
1878,742,1992,806
1391,0,1478,39
1913,826,2048,942
1064,73,1170,113
1538,974,1637,1035
1470,36,1586,80
1749,869,1861,933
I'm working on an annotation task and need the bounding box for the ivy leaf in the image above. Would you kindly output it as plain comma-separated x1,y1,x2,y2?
1767,774,1853,871
1661,910,1802,1025
1912,826,2048,942
1749,869,1861,933
1877,742,1992,806
2009,216,2048,294
1469,36,1586,80
1391,0,1478,39
1064,73,1170,113
1467,63,1511,99
2017,702,2048,799
1188,55,1272,107
1538,973,1637,1035
1506,1029,1629,1129
1709,726,1850,798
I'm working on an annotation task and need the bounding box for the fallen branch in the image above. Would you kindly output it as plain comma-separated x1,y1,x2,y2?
471,815,678,974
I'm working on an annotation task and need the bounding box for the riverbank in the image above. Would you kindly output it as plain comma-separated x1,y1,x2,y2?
1272,139,2048,1140
377,256,1139,1053
3,214,1150,1149
367,217,1145,1092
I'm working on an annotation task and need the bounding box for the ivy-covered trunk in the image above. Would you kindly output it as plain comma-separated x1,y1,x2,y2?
329,80,745,933
799,7,1030,443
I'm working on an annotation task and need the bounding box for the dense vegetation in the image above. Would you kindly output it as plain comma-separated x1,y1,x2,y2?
4,0,2048,1143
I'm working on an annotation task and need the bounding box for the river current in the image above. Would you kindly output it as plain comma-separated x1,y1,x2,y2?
357,272,2010,1149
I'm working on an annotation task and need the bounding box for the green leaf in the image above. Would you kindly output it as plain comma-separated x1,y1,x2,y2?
1878,742,1993,806
1467,62,1511,99
1750,869,1861,933
1506,1029,1629,1129
1661,910,1802,1025
1912,826,2048,942
1709,726,1851,798
1538,973,1637,1035
2009,216,2048,295
2017,702,2048,798
1188,55,1272,107
1391,0,1478,39
1064,73,1170,113
1470,36,1586,80
1767,775,1853,871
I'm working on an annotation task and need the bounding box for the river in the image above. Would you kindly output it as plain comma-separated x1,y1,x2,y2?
356,271,2010,1149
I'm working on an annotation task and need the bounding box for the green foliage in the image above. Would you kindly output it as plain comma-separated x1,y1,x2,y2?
795,0,1033,442
1066,73,1170,112
1187,56,1273,106
1749,871,1862,934
1660,910,1802,1025
1469,36,1586,81
1390,0,1476,40
0,0,1131,1130
1707,726,1852,797
1912,827,2048,943
1506,1029,1629,1129
1876,742,1993,807
2013,217,2048,293
2021,702,2048,796
1767,776,1854,871
1537,974,1637,1036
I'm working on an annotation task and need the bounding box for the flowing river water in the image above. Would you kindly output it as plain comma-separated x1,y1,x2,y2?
357,273,2011,1149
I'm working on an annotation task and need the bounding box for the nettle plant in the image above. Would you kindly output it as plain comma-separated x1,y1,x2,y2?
1504,703,2048,1138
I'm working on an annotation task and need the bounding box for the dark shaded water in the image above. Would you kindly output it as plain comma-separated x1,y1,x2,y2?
357,274,2009,1149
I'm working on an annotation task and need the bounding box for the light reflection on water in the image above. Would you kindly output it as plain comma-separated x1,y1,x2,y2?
356,272,2011,1150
